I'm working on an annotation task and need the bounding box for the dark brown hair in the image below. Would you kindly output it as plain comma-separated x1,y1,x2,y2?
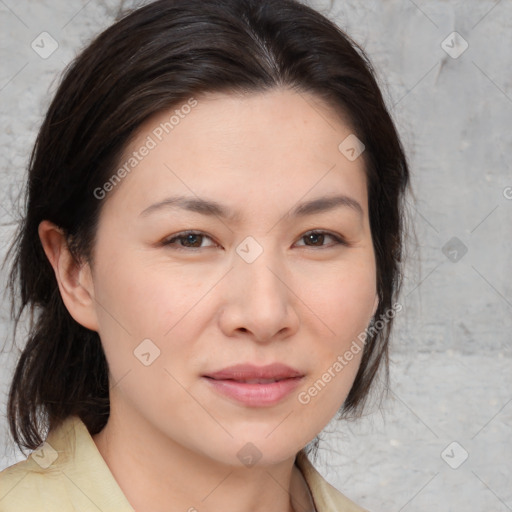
3,0,411,455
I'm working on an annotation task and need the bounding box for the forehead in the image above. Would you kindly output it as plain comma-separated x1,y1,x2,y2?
103,88,369,221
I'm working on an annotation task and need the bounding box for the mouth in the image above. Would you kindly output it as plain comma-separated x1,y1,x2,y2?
204,376,301,386
202,363,304,407
204,362,303,381
207,377,291,384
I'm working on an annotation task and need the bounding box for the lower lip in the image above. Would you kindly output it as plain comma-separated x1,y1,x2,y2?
203,376,303,407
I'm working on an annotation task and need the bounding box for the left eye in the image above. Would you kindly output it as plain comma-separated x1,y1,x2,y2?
296,230,346,248
162,230,346,250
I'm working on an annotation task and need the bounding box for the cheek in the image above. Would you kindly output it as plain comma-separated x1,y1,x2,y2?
294,258,375,412
91,263,197,409
301,257,377,340
93,252,201,336
91,252,211,384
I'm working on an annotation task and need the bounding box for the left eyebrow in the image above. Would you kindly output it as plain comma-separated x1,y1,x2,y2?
139,194,364,221
288,194,363,219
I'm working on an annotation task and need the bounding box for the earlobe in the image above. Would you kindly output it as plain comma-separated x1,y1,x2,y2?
38,220,99,331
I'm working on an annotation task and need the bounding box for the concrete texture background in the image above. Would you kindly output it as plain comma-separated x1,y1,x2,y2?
0,0,511,510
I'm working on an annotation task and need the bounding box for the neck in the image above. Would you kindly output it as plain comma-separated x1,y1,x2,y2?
92,407,313,512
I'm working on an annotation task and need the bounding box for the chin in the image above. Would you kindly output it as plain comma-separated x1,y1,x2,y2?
207,427,311,468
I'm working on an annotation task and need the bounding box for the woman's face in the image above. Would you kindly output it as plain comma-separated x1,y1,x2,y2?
87,88,378,466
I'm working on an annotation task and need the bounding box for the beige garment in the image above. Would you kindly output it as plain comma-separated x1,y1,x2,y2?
0,415,368,511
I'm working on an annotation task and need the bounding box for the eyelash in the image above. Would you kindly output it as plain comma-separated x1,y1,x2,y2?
161,230,348,251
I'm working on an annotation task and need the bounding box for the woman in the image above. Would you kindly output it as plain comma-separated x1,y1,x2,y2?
0,0,410,510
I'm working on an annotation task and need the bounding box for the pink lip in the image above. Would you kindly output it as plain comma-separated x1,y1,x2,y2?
205,363,303,381
203,363,304,407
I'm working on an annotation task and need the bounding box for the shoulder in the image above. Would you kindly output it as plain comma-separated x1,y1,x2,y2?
0,454,75,511
295,451,371,512
0,415,134,512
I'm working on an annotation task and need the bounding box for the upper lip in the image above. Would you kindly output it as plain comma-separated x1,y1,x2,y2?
204,363,303,382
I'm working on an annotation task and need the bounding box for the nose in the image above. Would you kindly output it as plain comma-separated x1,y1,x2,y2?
218,249,300,344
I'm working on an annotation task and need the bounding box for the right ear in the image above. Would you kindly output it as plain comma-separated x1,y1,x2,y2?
38,220,99,332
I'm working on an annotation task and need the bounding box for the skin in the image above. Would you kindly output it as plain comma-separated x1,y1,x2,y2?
39,88,378,512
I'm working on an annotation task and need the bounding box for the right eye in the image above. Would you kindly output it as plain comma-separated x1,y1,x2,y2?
161,230,219,251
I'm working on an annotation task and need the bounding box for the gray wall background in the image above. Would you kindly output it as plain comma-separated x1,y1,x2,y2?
0,0,511,510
